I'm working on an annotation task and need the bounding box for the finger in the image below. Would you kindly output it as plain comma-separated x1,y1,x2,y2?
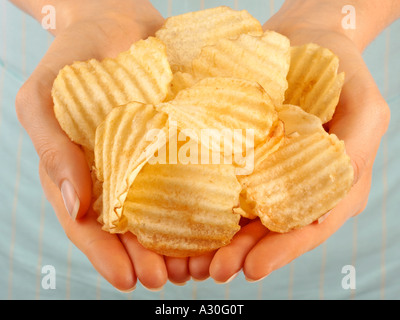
17,77,92,220
209,220,268,283
243,168,371,281
188,251,216,281
119,232,168,291
329,61,390,183
39,162,136,292
165,257,191,285
14,33,107,220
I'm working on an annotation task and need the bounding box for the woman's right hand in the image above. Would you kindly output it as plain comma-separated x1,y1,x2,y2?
14,0,192,292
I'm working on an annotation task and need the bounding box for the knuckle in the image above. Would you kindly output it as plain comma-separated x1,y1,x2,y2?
378,101,391,135
370,98,391,136
64,221,75,242
350,98,391,185
38,142,62,182
15,75,50,128
354,199,369,217
15,82,31,125
350,152,368,185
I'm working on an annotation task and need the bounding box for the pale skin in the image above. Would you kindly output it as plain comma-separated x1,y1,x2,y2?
11,0,400,290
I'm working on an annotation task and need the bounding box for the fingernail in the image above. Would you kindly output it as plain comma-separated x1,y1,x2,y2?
245,274,268,283
143,284,164,292
214,271,240,284
61,180,80,220
191,276,209,282
318,210,332,224
170,280,187,286
117,284,136,293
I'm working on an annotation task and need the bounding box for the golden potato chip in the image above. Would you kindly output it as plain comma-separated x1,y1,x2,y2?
81,146,95,170
90,170,104,222
284,43,345,124
165,71,197,101
94,102,169,233
233,197,258,220
278,104,324,136
253,119,285,168
157,77,279,159
51,4,353,256
235,120,284,220
239,131,354,232
52,37,172,150
192,31,291,106
80,146,105,217
123,157,241,257
156,6,263,73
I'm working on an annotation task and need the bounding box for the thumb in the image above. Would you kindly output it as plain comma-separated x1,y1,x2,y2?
16,65,92,221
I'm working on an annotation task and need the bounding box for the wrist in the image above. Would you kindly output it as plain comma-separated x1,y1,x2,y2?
264,0,400,52
10,0,60,22
11,0,164,37
53,0,143,35
10,0,76,34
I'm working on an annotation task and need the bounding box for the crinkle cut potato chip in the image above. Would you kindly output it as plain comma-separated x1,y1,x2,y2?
166,71,197,101
235,120,285,220
52,37,172,150
94,102,169,233
239,131,354,232
123,141,242,257
157,77,279,158
278,104,324,136
156,6,263,73
284,43,345,124
253,119,285,169
51,5,355,257
192,31,290,106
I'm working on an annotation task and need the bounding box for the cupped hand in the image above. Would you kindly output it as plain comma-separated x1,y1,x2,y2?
15,0,191,291
197,3,391,283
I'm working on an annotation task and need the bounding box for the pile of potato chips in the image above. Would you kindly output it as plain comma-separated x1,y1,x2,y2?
52,6,354,257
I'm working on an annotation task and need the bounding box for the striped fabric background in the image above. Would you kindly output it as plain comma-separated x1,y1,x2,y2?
0,0,399,300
